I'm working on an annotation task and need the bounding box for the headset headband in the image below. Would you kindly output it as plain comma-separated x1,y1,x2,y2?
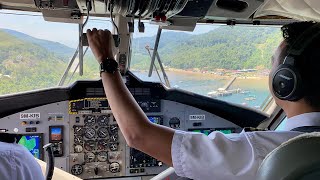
287,23,320,57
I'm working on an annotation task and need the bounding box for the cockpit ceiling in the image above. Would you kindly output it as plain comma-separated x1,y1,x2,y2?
0,0,319,25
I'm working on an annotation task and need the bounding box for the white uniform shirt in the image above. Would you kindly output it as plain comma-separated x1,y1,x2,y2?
171,112,320,180
0,142,44,180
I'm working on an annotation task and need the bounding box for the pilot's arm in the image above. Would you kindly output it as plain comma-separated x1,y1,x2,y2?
86,29,300,180
87,28,175,166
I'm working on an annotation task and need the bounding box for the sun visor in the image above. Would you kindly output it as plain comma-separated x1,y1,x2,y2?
255,0,320,21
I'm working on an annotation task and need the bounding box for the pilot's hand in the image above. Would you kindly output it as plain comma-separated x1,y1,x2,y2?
87,28,116,63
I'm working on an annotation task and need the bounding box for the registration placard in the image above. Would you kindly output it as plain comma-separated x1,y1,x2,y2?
189,115,205,121
20,113,40,119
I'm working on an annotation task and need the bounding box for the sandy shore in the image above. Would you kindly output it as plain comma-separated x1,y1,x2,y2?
165,68,268,79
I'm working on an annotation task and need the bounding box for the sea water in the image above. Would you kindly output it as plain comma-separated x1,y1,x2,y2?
132,70,270,111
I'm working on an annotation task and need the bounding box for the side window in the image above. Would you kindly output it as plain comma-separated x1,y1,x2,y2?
0,10,113,95
275,116,288,131
0,11,77,95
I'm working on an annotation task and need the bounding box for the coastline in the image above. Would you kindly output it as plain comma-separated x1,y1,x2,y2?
131,67,269,80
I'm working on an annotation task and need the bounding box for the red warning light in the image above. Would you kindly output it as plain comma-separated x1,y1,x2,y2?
63,0,69,6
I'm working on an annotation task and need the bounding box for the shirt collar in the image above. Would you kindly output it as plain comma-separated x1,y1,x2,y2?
281,112,320,131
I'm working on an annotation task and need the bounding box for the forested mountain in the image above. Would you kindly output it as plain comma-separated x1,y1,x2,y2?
0,30,67,94
1,29,75,60
131,26,282,70
0,26,282,95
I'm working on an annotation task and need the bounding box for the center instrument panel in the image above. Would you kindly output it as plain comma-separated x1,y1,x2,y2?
0,72,268,179
69,98,125,178
69,97,241,179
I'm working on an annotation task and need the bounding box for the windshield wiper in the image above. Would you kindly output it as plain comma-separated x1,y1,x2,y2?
146,46,171,88
147,26,171,88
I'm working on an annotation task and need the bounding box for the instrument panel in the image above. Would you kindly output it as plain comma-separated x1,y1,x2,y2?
69,98,125,178
69,113,124,179
0,90,242,179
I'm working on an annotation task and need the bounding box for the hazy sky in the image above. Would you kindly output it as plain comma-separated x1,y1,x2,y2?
0,10,218,48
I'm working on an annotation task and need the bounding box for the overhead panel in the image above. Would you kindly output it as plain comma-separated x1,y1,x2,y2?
32,0,83,23
0,0,37,11
75,0,189,19
205,0,265,20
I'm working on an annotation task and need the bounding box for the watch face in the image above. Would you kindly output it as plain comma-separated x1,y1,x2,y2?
100,59,118,73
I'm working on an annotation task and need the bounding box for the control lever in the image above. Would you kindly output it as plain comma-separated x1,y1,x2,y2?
82,33,120,47
94,167,99,175
43,143,55,180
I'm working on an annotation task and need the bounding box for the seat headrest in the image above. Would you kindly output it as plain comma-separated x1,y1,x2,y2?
257,132,320,180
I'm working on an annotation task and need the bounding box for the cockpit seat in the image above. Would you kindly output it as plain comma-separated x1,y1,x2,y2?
257,132,320,180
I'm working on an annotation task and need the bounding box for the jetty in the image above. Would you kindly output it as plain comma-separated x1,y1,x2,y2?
207,77,241,97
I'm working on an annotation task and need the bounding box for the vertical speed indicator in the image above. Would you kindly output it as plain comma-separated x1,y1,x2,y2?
97,115,109,126
84,115,96,126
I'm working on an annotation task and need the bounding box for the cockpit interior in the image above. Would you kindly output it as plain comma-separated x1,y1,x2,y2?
0,0,320,179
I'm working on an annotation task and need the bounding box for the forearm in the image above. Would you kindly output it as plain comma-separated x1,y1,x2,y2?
101,71,174,166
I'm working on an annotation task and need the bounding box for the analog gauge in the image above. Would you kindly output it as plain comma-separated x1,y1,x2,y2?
74,145,83,153
97,139,108,150
84,140,96,151
85,128,96,139
85,152,96,163
110,134,118,142
109,143,118,151
74,136,83,144
109,162,120,173
74,126,84,135
71,164,83,175
97,151,108,162
97,115,109,126
169,117,180,129
84,115,96,126
97,127,109,138
109,125,118,134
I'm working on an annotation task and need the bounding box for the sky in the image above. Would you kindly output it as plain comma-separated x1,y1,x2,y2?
0,10,218,48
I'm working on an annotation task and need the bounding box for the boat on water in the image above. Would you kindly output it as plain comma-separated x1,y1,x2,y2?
207,88,241,97
244,97,256,101
240,90,250,94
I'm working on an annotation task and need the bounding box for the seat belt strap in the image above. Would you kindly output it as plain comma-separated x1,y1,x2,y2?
291,126,320,133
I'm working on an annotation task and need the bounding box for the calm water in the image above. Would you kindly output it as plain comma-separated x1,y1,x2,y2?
132,71,270,110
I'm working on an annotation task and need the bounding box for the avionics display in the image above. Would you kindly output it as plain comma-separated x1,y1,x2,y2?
190,128,235,136
130,116,163,170
17,134,43,160
147,116,163,125
50,126,63,141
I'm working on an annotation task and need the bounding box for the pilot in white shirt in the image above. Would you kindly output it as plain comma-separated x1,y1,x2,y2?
0,141,44,180
86,21,320,180
172,112,320,179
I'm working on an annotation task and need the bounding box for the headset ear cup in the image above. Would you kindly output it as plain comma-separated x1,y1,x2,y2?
272,64,303,101
290,66,303,101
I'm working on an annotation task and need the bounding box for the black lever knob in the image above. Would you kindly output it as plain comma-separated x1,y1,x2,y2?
94,167,99,175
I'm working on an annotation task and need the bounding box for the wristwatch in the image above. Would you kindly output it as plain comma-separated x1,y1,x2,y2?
100,58,119,75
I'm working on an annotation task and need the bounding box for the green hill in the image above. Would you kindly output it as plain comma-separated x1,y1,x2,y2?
1,29,75,60
0,30,66,94
0,26,282,95
131,26,282,70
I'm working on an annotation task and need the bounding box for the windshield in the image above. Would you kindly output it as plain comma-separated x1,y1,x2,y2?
0,10,281,112
131,24,282,111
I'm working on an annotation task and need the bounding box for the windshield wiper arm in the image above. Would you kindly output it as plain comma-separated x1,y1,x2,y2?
146,46,171,88
148,26,162,77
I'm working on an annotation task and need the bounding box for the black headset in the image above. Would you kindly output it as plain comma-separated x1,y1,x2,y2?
272,23,320,101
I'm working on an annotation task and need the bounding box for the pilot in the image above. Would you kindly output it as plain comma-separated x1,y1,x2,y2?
86,21,320,180
0,140,44,180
